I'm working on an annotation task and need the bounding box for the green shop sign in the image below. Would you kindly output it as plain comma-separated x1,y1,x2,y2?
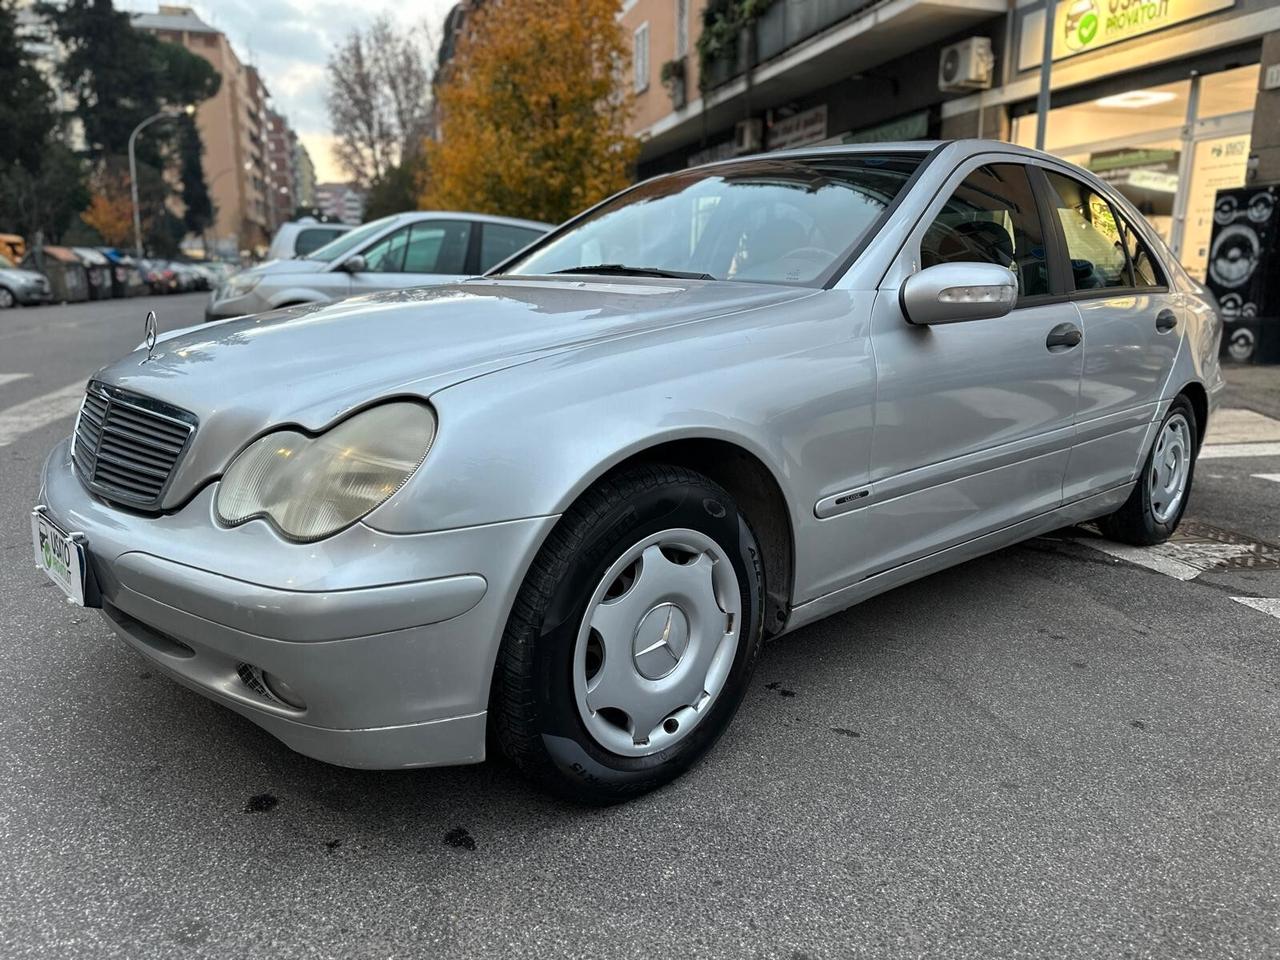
1039,0,1235,64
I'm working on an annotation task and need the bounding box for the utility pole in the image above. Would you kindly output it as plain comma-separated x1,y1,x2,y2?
1035,0,1056,151
128,105,196,257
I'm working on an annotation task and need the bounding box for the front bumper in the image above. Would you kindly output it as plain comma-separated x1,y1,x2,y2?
39,437,557,769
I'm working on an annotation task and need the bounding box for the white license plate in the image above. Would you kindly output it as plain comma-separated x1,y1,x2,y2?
31,509,86,606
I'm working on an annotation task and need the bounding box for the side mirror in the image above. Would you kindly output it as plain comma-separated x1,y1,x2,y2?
340,254,366,274
900,262,1018,326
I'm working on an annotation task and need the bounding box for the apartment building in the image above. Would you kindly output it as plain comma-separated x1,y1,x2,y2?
264,108,297,232
622,0,1280,284
315,183,366,225
132,4,273,257
293,142,317,210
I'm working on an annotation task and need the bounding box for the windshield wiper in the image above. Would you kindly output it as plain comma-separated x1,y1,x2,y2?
550,264,715,281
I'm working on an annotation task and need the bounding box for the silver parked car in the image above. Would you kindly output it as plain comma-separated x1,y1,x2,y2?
206,211,551,321
35,141,1223,802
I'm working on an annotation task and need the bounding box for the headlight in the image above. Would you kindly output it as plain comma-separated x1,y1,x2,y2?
216,402,436,541
220,273,260,299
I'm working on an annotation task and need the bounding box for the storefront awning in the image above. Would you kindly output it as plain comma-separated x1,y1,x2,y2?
637,0,1005,164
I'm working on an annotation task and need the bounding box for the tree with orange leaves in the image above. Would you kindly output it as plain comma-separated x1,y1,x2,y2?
422,0,638,225
81,172,134,247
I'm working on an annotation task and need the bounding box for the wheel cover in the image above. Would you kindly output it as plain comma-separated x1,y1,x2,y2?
572,527,742,758
0,288,13,308
1149,414,1192,524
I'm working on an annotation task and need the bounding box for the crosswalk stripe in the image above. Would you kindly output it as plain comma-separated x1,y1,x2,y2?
1252,474,1280,484
0,381,85,448
1200,442,1280,461
1232,597,1280,620
0,373,32,388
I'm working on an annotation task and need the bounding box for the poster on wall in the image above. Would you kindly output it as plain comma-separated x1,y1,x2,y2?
1182,134,1251,282
1019,0,1236,70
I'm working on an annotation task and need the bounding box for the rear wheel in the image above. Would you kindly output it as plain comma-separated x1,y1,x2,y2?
0,287,15,309
1099,395,1198,545
492,464,765,803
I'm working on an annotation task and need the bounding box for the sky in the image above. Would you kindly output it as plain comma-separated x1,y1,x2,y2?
117,0,458,183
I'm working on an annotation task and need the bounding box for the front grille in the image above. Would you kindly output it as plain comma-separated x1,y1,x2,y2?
73,381,196,509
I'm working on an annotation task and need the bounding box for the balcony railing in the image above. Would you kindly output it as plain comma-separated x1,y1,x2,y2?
701,0,883,92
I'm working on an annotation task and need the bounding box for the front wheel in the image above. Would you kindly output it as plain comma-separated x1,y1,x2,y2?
1100,395,1198,546
0,287,15,309
491,464,765,803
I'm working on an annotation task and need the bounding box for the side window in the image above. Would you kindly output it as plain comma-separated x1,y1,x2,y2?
1043,171,1129,291
403,220,471,274
479,224,544,271
919,163,1050,299
294,228,343,257
361,226,410,273
1120,218,1163,288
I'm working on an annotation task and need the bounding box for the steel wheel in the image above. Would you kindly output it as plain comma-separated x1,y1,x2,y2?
572,527,742,758
1149,413,1191,524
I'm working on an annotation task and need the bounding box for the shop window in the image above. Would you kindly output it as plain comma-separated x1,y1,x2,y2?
1198,64,1260,120
920,164,1050,299
1043,171,1129,291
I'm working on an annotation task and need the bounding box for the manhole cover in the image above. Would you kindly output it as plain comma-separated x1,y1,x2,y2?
1167,520,1280,572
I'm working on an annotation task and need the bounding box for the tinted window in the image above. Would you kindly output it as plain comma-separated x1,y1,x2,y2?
1120,218,1163,287
480,224,544,271
294,228,345,257
361,226,410,272
1044,171,1129,291
505,155,923,286
920,164,1050,298
403,220,471,274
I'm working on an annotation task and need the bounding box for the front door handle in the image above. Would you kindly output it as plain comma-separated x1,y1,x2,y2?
1046,322,1083,351
1155,309,1178,333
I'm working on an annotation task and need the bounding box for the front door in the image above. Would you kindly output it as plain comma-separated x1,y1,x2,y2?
863,159,1084,577
348,219,473,295
1038,168,1184,500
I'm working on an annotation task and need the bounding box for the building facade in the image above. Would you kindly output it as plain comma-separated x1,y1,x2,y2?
315,183,366,225
293,142,317,210
623,0,1280,284
132,4,275,258
264,108,298,232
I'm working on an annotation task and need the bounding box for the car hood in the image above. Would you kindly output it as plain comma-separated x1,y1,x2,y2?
1,266,47,284
92,277,815,507
234,257,330,279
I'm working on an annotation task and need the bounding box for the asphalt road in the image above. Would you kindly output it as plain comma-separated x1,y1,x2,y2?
1,295,1278,959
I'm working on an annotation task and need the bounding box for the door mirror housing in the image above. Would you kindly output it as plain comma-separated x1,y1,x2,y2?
340,254,367,274
900,262,1018,326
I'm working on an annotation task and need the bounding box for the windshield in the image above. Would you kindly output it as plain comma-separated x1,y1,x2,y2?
302,216,397,262
503,154,923,286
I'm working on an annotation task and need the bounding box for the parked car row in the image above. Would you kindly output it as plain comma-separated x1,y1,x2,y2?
0,244,236,308
206,211,551,321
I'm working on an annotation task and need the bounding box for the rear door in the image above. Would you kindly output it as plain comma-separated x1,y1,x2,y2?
477,222,547,273
348,219,473,294
1039,168,1183,499
862,159,1084,576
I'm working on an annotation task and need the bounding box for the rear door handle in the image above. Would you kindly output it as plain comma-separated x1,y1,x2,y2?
1046,322,1083,351
1155,309,1178,333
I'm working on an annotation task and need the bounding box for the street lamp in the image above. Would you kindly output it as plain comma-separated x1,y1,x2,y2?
128,103,196,257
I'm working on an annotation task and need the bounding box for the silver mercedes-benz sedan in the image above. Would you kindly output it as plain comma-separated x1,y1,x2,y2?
34,141,1224,803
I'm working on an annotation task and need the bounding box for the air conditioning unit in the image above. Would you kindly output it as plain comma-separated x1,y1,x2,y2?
938,37,994,93
734,118,763,155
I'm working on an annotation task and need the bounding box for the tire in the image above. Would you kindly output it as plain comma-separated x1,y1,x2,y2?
492,464,765,804
0,287,15,309
1099,395,1198,546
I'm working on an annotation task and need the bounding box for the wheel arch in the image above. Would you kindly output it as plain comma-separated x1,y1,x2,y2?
1177,380,1209,450
576,435,797,637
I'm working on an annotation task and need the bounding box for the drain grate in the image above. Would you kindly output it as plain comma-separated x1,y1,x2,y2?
1166,520,1280,573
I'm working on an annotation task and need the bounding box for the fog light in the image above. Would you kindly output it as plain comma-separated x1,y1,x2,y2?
262,671,306,710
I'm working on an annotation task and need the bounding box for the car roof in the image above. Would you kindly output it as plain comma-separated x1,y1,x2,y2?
387,210,554,231
691,139,1071,171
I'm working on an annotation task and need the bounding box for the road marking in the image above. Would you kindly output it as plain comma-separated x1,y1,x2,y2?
1232,597,1280,620
1253,474,1280,484
0,373,31,388
1200,442,1280,461
0,381,85,448
1205,408,1280,445
1075,539,1233,581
